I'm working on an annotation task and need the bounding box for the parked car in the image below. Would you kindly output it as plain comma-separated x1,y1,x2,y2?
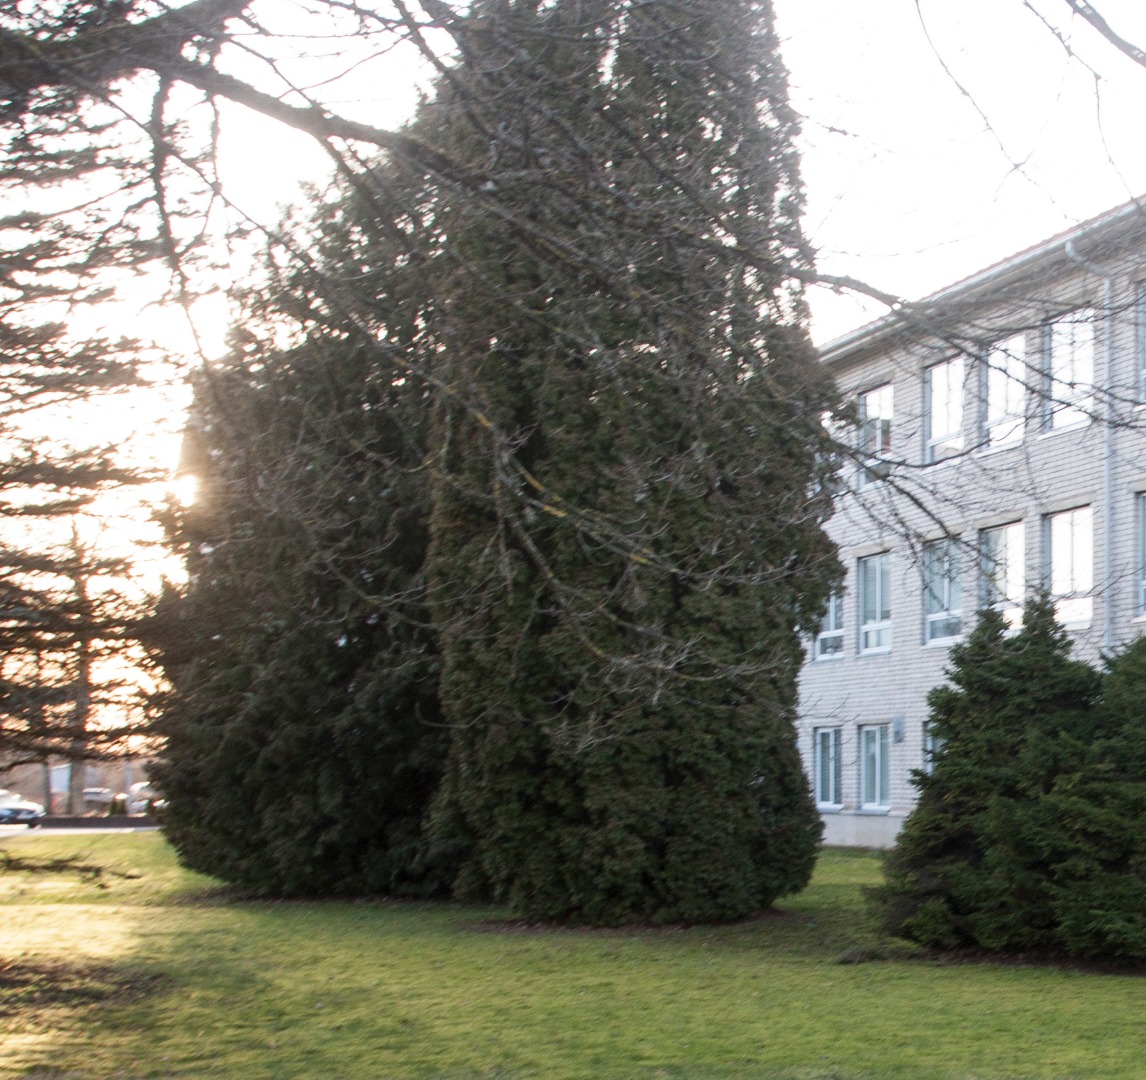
0,788,46,827
125,782,166,817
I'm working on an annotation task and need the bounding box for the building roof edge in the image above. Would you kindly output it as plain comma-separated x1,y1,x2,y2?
819,196,1146,366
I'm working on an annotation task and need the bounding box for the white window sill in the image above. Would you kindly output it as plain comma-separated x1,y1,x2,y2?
924,450,963,468
816,804,844,814
976,437,1024,457
856,805,891,816
812,652,845,663
859,646,892,657
1039,418,1091,438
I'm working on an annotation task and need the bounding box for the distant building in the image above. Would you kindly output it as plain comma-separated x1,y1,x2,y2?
798,199,1146,847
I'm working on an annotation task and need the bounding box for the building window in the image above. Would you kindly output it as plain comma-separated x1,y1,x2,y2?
1046,506,1093,625
1045,311,1094,430
1137,494,1146,615
860,724,890,808
922,722,946,775
981,521,1024,628
814,592,845,659
814,727,842,807
858,383,893,484
924,357,964,463
983,333,1027,448
923,538,963,642
858,553,891,652
1137,285,1146,404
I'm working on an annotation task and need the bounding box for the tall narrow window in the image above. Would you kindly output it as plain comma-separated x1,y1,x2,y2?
984,333,1027,447
1137,494,1146,615
922,722,946,775
924,357,964,462
1137,285,1146,404
814,592,844,659
1046,506,1093,624
858,384,893,484
860,724,890,808
981,521,1024,627
859,553,891,652
1046,311,1094,430
923,538,962,642
817,410,845,494
814,728,842,807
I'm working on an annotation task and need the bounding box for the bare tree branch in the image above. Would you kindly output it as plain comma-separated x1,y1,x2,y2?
1061,1,1146,71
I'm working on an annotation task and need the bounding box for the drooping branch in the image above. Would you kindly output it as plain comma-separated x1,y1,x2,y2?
0,0,251,95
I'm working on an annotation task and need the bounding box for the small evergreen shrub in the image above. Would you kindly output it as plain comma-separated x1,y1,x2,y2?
872,595,1146,960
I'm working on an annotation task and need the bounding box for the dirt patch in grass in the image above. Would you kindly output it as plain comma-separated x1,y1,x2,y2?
0,958,169,1017
0,851,142,889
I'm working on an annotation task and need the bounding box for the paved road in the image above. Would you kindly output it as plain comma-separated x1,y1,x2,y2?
1,824,161,837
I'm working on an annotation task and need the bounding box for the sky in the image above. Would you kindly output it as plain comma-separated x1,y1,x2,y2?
773,0,1146,342
193,1,1146,348
44,0,1146,493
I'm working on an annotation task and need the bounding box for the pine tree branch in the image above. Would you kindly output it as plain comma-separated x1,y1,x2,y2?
0,0,250,94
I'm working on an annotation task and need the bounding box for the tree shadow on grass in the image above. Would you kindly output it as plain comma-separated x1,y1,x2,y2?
0,957,170,1018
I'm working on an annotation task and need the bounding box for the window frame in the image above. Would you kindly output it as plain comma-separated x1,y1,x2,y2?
813,591,845,660
923,356,964,463
1137,494,1146,616
813,727,843,808
982,332,1027,448
923,537,963,643
858,553,891,654
857,383,893,486
922,722,946,776
1044,310,1095,431
1045,505,1094,626
980,521,1025,628
1137,283,1146,405
859,724,890,810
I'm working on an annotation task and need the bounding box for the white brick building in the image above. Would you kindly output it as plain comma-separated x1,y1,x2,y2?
798,199,1146,847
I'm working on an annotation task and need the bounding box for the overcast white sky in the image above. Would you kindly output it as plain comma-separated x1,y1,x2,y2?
209,2,1146,346
773,0,1146,342
146,0,1146,356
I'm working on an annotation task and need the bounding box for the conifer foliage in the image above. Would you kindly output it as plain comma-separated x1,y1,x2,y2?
154,341,453,898
158,0,840,920
875,595,1146,960
417,0,836,924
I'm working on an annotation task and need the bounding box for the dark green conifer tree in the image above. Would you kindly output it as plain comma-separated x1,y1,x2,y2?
1006,636,1146,960
421,0,839,923
874,595,1102,952
154,0,837,917
154,338,453,897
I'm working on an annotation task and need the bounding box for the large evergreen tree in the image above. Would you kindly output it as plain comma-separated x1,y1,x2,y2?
152,335,454,897
0,0,152,781
155,0,838,919
418,0,838,923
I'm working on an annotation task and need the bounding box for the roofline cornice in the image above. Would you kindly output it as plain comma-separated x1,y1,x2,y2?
819,197,1146,366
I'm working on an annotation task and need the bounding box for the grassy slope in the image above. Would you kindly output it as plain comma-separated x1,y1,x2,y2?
1,834,1143,1080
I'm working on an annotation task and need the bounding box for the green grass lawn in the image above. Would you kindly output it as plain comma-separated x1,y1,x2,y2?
2,833,1143,1080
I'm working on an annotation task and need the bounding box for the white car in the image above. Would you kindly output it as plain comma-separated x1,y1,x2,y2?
0,788,46,827
126,782,165,816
